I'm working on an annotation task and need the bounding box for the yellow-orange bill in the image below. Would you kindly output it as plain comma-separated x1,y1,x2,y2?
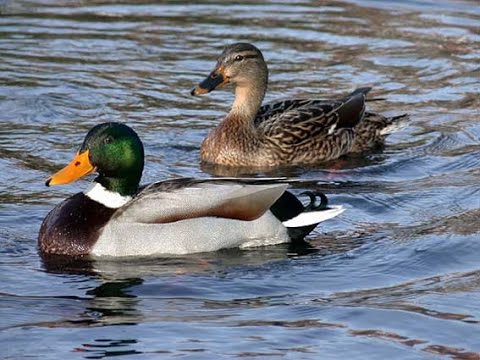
191,85,210,96
46,150,95,187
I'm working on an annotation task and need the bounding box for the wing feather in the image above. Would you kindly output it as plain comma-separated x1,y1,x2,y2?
112,179,288,224
254,89,368,156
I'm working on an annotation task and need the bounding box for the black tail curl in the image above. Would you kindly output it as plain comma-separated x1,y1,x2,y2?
269,190,331,242
300,191,329,211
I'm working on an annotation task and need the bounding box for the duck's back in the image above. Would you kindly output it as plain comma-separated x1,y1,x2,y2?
38,193,116,256
253,94,367,165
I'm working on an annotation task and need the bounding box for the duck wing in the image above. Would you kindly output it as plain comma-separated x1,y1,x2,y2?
255,87,371,127
256,99,319,126
112,178,288,224
257,89,369,146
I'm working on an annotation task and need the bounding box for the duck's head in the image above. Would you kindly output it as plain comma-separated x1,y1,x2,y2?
46,122,144,196
191,43,268,96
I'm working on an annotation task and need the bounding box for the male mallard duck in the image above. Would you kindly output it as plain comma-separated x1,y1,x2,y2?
191,42,407,168
39,122,344,257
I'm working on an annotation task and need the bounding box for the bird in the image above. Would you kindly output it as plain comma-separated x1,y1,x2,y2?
191,42,407,168
38,122,344,257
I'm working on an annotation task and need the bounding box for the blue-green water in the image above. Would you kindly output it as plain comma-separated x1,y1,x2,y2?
1,0,479,358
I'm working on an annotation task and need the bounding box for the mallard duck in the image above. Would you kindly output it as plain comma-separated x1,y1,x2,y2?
191,42,407,168
39,122,344,257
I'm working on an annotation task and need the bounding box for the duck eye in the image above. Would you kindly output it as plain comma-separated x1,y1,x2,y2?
234,55,244,62
104,136,113,144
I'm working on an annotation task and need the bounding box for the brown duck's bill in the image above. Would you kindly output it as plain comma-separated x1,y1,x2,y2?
46,150,95,187
191,70,229,96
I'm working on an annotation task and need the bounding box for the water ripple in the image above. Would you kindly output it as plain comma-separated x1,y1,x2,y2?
1,0,480,358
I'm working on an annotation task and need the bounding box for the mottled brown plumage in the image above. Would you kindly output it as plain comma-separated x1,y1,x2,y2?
192,43,408,168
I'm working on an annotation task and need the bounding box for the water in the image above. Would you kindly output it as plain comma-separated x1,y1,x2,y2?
1,0,479,358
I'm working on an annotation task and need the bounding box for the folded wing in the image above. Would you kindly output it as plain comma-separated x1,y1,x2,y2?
112,179,288,224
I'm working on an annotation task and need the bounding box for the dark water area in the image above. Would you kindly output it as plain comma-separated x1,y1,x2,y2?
1,0,479,358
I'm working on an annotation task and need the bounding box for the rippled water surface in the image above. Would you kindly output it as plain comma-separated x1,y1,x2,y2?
1,0,480,358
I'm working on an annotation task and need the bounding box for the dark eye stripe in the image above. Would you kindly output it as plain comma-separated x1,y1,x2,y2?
232,54,258,61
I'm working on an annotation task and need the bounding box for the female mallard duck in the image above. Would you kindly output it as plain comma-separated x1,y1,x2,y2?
39,122,344,257
191,42,407,168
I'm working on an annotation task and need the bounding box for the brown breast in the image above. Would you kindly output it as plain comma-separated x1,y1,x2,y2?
200,116,266,167
38,193,117,256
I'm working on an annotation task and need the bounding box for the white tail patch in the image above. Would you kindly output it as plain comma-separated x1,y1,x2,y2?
85,182,132,209
380,119,409,135
328,124,337,135
282,205,345,228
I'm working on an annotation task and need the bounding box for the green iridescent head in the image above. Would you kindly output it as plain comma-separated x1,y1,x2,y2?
46,122,144,196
